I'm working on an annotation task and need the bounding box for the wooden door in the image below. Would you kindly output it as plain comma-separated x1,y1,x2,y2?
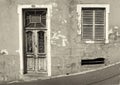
23,8,47,73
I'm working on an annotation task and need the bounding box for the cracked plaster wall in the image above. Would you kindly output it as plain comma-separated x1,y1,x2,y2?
0,0,120,78
51,0,120,75
66,0,120,74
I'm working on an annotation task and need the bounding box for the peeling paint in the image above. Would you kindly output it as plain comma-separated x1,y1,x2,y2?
1,0,120,78
108,28,113,34
15,50,19,53
51,31,68,47
0,49,8,55
52,3,57,7
62,19,67,24
77,29,81,35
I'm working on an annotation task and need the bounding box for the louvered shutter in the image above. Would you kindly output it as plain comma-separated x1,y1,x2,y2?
82,8,105,41
95,9,105,40
82,9,93,40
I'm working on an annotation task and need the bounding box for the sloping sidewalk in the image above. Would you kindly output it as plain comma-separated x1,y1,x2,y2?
2,62,120,85
46,62,120,85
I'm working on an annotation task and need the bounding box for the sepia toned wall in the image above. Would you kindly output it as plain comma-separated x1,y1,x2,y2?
0,0,120,80
51,0,120,75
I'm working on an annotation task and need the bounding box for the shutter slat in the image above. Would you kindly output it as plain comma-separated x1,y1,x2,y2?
82,10,93,40
83,25,93,39
95,10,105,24
95,9,105,40
83,10,93,24
95,25,104,40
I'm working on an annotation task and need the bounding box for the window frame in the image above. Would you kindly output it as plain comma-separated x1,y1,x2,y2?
77,4,110,43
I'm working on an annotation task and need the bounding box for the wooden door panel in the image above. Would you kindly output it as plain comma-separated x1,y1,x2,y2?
37,31,45,53
37,31,47,72
27,56,35,71
25,31,36,72
25,30,47,73
37,58,47,72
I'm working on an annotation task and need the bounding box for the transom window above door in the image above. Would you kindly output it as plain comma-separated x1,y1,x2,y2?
77,4,110,43
24,8,47,28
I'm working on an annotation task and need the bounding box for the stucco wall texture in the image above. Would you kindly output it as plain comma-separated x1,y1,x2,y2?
0,0,120,80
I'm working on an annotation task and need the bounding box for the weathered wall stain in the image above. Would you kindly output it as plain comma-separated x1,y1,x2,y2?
1,0,120,79
50,0,120,75
0,49,8,55
51,31,69,47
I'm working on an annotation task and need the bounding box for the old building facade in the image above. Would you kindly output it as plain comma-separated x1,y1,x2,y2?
0,0,120,81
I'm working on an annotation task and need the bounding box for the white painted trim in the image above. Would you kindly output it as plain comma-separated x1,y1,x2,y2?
18,5,52,76
18,6,23,75
47,5,52,76
77,4,110,43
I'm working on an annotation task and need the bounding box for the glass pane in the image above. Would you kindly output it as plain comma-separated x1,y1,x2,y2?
26,31,33,53
38,31,45,53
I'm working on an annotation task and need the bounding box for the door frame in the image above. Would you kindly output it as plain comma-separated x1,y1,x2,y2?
18,5,52,76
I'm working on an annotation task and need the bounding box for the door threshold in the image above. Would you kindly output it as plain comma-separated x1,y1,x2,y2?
24,72,48,77
22,72,49,81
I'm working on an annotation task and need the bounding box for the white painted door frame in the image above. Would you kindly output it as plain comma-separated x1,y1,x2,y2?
18,5,52,76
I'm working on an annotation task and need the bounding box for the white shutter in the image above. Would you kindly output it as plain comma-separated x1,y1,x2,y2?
82,8,105,41
95,9,105,40
82,9,93,40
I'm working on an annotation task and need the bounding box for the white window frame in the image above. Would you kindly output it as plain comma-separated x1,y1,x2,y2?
77,4,110,43
18,5,52,76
